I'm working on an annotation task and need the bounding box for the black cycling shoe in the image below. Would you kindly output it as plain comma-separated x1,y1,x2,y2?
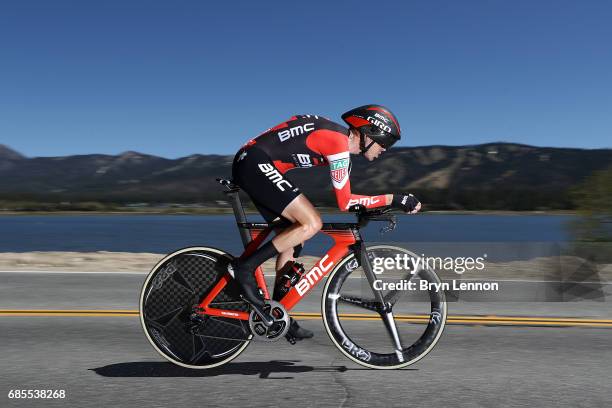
229,261,274,327
285,318,313,343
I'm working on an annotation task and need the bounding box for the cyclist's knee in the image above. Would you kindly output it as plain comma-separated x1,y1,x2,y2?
301,217,322,239
312,217,323,232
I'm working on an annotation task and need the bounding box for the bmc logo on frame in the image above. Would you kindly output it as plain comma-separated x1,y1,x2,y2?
278,123,315,142
295,254,334,296
258,163,293,191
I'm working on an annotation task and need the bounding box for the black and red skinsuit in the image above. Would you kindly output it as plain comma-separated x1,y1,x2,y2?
232,115,387,221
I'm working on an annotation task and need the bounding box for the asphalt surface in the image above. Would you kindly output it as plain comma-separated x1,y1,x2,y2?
1,272,611,407
1,270,610,316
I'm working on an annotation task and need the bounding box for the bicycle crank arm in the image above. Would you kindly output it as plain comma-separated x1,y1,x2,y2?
240,295,274,327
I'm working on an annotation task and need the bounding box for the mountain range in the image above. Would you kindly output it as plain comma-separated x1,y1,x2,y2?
1,143,611,210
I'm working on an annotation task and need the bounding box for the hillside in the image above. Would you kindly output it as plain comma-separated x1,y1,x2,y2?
1,143,611,210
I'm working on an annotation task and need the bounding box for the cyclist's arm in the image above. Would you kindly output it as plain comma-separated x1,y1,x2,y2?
325,151,391,211
306,128,391,211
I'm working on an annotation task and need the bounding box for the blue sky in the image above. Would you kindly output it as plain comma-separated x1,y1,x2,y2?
1,0,611,158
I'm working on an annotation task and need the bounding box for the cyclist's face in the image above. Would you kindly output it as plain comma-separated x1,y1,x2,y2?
364,137,386,161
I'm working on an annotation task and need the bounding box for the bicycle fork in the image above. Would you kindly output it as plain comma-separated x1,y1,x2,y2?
354,241,406,362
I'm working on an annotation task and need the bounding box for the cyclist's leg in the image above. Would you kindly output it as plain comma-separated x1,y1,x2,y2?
231,147,305,320
269,194,322,252
275,242,303,275
245,194,322,287
253,207,315,341
271,239,314,340
232,147,320,271
251,207,298,291
241,192,321,289
255,199,316,291
269,197,319,340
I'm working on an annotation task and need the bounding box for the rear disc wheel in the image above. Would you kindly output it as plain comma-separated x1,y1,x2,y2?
139,246,252,369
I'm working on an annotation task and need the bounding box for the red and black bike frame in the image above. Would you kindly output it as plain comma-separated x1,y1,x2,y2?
197,182,372,321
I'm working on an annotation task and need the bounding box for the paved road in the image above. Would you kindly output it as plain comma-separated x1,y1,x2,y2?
1,272,611,407
1,271,610,317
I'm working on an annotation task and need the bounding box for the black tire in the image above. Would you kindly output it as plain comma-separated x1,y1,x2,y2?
322,245,447,369
139,247,252,369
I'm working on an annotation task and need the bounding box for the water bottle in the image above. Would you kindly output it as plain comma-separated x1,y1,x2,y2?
273,261,305,300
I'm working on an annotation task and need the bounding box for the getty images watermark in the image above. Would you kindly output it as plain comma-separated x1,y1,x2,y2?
370,253,499,292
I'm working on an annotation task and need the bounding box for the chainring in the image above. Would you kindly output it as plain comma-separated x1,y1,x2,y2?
248,300,290,342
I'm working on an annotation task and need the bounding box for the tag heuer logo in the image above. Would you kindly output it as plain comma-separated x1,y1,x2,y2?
330,158,349,170
330,158,349,183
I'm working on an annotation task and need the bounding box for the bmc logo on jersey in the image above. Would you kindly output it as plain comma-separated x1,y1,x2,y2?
367,116,392,133
278,123,315,142
295,254,334,296
258,163,293,191
345,196,380,209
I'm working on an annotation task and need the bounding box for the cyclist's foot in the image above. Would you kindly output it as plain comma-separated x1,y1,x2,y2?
229,261,274,327
285,318,313,342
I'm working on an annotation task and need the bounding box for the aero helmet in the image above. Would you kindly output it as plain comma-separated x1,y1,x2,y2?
341,105,401,153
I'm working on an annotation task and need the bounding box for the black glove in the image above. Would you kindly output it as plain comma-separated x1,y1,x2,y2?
391,193,420,212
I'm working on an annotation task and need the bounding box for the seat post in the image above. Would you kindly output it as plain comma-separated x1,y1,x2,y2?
225,189,252,248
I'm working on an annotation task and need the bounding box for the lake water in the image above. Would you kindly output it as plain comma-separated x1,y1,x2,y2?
0,214,576,261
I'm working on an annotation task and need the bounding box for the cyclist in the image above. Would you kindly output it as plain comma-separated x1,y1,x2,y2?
230,104,421,340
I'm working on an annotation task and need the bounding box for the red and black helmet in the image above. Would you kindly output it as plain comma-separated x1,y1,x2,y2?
342,104,401,152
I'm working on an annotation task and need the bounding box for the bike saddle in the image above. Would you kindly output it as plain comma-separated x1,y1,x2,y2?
216,178,240,190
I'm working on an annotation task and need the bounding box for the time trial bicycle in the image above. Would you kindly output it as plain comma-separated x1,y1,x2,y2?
139,178,447,369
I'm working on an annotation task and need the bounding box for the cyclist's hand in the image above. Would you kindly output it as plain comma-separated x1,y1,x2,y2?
391,193,421,214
